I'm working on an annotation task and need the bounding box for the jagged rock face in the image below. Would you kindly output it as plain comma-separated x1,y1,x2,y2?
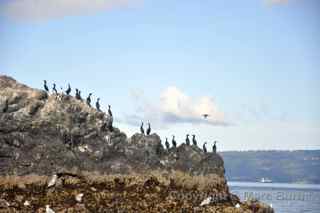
0,75,225,176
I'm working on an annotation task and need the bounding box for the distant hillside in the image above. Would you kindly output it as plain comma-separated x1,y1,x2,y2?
221,150,320,184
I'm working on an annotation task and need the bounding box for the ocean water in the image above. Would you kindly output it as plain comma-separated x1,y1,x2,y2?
229,182,320,213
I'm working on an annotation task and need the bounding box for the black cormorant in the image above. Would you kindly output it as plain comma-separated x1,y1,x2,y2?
140,122,145,135
108,105,113,117
52,83,58,94
203,142,207,153
96,98,101,111
75,89,82,100
146,122,151,135
86,93,92,107
192,135,197,146
185,134,190,146
78,90,82,100
212,141,217,153
172,135,177,148
43,80,49,92
75,89,79,99
65,83,71,95
165,138,170,150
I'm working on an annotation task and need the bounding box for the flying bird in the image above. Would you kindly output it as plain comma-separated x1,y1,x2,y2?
202,114,210,119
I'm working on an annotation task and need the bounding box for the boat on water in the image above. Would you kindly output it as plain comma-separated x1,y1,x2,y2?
260,178,272,183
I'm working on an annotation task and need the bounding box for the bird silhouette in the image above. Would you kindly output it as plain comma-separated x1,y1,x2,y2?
140,121,145,135
65,83,71,95
52,83,58,94
172,135,177,148
202,114,210,119
212,141,217,153
146,122,151,135
108,105,113,117
165,137,170,150
185,134,190,146
96,98,101,111
43,80,49,92
203,142,207,153
192,135,197,146
86,93,92,107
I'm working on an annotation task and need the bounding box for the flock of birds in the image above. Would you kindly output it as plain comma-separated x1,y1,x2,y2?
139,122,218,153
43,80,218,153
43,80,112,116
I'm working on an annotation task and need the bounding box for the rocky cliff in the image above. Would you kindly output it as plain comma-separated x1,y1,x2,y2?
0,75,225,177
0,75,275,213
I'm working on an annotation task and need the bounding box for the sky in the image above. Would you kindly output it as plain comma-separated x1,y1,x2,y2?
0,0,319,151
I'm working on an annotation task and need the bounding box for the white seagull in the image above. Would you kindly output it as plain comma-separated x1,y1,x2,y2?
200,196,212,206
47,174,57,188
46,205,55,213
75,193,84,203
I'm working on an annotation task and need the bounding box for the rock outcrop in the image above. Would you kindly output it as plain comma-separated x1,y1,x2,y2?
0,75,275,213
0,75,225,176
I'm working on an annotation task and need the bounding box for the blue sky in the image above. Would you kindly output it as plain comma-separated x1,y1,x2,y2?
0,0,319,150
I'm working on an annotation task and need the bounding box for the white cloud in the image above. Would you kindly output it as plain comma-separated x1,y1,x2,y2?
122,86,229,129
1,0,141,22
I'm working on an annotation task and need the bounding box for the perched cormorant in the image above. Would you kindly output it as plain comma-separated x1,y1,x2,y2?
2,99,8,113
165,138,170,150
172,135,177,148
203,142,207,153
86,93,92,107
192,135,197,146
75,89,80,100
78,90,82,100
140,122,145,135
146,122,151,135
185,134,190,146
43,80,49,92
212,141,217,153
108,105,113,117
65,83,71,95
52,83,58,94
96,98,101,111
